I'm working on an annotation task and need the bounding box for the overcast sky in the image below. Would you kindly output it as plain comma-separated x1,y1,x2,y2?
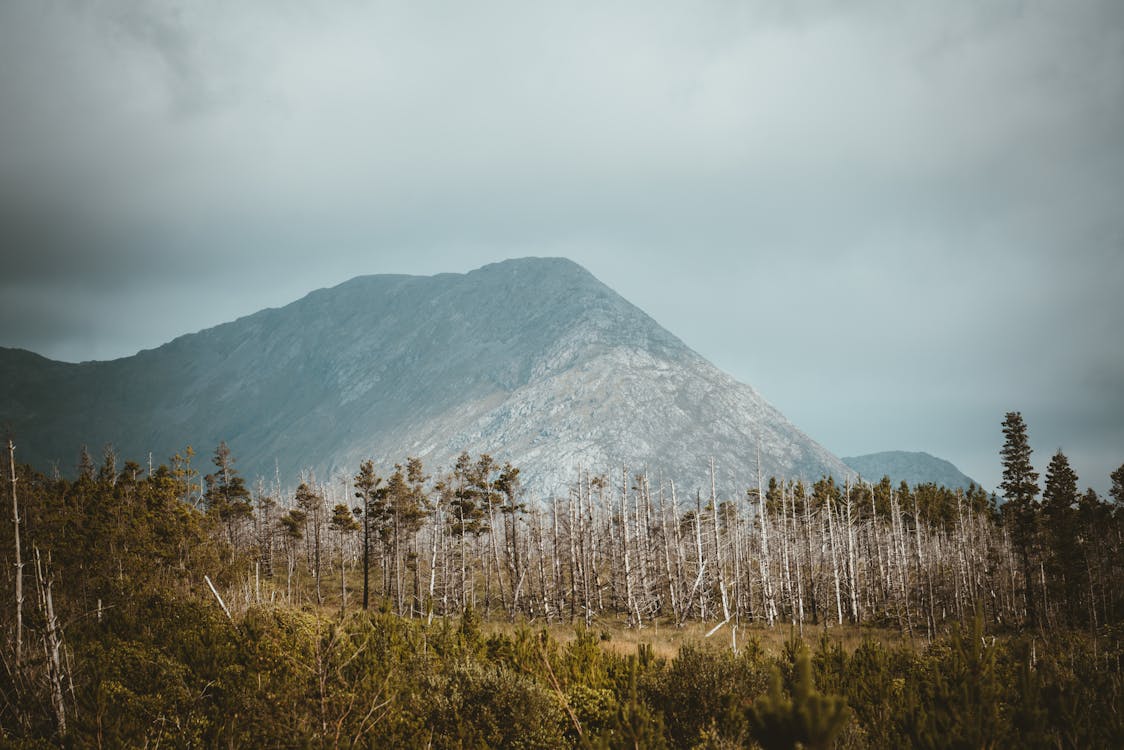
1,0,1122,493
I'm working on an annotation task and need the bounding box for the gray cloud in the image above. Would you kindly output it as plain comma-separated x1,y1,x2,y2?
1,0,1122,491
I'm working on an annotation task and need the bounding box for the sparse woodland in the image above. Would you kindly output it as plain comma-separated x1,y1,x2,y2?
2,412,1122,748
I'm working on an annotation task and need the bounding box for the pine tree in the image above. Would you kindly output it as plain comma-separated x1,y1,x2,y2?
77,445,95,482
747,649,849,750
204,441,253,548
295,482,325,605
384,464,428,615
353,460,385,610
329,503,359,612
1000,412,1040,629
1042,450,1079,626
1110,463,1124,507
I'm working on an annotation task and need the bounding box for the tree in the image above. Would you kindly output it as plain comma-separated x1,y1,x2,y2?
1000,412,1040,628
329,503,359,612
353,460,385,610
9,439,23,668
495,462,525,617
98,444,118,486
1042,450,1079,625
747,648,849,750
1110,463,1124,507
448,452,493,609
388,457,431,616
77,445,95,483
204,442,253,548
295,482,325,605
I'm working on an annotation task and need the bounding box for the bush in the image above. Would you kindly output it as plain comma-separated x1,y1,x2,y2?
427,661,568,749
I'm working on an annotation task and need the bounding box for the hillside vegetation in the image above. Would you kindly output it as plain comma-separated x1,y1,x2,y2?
2,413,1122,747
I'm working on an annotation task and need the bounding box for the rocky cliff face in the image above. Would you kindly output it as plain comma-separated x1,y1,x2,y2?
1,257,851,496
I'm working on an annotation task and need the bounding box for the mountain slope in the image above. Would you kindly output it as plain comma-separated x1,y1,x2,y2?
2,257,851,495
842,451,978,491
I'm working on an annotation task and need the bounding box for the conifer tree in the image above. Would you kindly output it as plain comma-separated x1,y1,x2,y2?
747,649,849,750
329,503,359,612
1111,463,1124,507
77,445,95,482
1000,412,1040,628
204,442,253,547
353,460,385,610
384,464,428,614
295,482,325,604
1042,450,1079,625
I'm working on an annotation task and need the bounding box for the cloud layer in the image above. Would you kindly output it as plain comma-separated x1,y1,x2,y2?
2,0,1122,492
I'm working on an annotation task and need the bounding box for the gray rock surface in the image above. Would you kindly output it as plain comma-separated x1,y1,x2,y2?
2,257,852,496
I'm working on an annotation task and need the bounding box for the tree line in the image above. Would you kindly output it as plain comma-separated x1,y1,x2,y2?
1,412,1122,745
7,413,1124,638
136,421,1124,644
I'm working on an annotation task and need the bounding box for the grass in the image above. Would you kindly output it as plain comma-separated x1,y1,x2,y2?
240,565,920,659
480,613,915,660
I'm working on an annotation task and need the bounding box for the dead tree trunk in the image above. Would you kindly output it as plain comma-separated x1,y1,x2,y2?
757,450,776,626
694,490,707,621
826,493,844,626
621,470,640,628
709,462,730,624
845,481,860,623
34,547,67,737
9,439,23,669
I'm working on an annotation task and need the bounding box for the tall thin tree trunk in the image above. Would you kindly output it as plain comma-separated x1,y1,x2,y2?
845,482,859,623
621,470,640,628
827,493,844,626
694,490,706,621
533,503,552,621
757,450,775,626
34,547,66,737
567,489,580,622
710,460,730,624
659,479,679,623
9,440,23,669
792,484,805,635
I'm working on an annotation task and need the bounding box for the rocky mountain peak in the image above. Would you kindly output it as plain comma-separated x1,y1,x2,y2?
2,257,851,497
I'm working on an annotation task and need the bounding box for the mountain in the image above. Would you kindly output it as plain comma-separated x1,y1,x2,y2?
842,451,979,491
2,257,851,496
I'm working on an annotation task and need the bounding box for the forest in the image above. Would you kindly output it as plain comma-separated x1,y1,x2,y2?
1,411,1122,748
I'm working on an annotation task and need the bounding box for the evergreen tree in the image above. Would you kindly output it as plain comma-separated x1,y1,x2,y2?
97,443,118,486
353,460,385,610
384,464,429,614
295,482,325,604
204,442,253,548
747,649,849,750
76,445,95,482
329,503,359,612
1111,463,1124,507
1000,412,1040,628
1042,450,1079,625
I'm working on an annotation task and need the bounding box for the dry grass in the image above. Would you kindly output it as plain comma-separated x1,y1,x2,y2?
480,614,916,660
255,566,919,661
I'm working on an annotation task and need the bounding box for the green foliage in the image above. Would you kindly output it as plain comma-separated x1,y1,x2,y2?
204,441,253,533
592,656,668,750
1000,411,1041,627
900,617,1005,749
3,438,1124,748
747,647,849,750
427,660,568,749
643,643,768,748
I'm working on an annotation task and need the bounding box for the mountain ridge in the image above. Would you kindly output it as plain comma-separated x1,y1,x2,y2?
2,257,852,495
842,450,979,491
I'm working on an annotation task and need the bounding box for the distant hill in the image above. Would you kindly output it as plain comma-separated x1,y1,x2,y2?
1,257,853,496
842,451,979,490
